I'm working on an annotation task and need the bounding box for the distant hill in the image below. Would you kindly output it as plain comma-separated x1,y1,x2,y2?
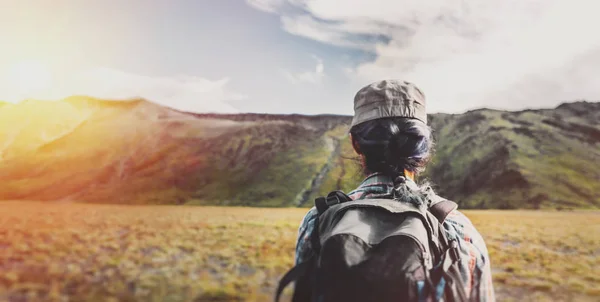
0,97,598,209
425,101,600,209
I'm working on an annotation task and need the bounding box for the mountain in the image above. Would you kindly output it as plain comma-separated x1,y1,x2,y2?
425,101,600,209
0,97,598,209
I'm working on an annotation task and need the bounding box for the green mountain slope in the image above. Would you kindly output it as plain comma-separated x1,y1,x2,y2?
0,97,597,209
425,101,600,209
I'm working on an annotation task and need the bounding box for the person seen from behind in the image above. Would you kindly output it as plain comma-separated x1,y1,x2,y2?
291,80,495,301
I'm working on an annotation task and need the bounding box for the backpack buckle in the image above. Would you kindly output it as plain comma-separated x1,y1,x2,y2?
315,191,351,215
325,195,341,206
326,190,351,206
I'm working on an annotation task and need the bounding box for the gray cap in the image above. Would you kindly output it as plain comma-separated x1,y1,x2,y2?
350,80,427,128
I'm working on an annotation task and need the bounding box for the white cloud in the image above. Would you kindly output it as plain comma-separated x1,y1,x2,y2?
283,56,325,84
246,0,286,13
249,0,600,113
0,67,244,113
280,15,393,50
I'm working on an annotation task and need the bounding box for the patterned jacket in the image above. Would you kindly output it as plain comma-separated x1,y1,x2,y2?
295,173,495,301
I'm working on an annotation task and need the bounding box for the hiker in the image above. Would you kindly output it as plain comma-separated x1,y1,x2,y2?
276,80,495,302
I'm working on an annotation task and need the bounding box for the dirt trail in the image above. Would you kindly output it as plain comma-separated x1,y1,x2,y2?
294,136,341,207
336,150,347,191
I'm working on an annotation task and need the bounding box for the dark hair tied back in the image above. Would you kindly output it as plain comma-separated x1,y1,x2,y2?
350,117,433,179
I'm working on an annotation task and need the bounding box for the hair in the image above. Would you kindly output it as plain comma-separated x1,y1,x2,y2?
349,117,435,206
350,117,433,176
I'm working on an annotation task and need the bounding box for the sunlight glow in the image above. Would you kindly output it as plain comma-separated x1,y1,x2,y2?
5,60,53,101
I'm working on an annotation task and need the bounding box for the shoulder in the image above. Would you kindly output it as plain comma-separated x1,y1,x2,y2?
298,207,318,236
445,209,481,238
431,195,480,239
443,208,490,259
433,194,489,255
434,198,495,299
295,207,319,264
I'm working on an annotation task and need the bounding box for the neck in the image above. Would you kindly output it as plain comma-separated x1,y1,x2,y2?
404,170,415,181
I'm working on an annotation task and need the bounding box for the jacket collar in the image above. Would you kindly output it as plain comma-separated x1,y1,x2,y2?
353,172,444,207
357,172,416,190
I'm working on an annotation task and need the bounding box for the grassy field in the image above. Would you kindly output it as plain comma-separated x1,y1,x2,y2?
0,202,598,302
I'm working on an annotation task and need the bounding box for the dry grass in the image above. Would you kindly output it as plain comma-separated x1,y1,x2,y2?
468,210,600,302
0,202,598,301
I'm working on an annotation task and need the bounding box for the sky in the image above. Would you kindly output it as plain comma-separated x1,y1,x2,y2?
0,0,599,115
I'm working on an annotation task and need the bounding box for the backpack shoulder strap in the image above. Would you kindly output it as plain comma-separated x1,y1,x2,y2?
428,199,458,223
429,199,469,302
315,190,352,215
274,255,315,302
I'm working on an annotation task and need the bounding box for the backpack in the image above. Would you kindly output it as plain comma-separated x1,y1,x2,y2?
275,190,469,302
